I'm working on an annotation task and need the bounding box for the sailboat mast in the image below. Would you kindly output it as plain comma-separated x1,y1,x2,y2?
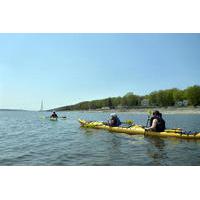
40,100,44,111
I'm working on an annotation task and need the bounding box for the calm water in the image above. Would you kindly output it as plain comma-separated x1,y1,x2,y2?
0,111,200,166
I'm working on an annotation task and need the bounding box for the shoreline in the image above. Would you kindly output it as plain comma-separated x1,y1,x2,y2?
1,107,200,115
68,107,200,115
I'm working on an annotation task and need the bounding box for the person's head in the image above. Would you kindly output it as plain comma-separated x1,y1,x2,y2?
110,113,117,119
53,111,56,114
153,110,160,117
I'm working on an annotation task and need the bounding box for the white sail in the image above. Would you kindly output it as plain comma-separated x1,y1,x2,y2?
40,100,44,111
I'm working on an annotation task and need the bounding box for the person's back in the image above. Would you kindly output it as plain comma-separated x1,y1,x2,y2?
115,116,121,126
51,112,58,118
155,117,165,132
109,113,121,127
147,111,165,132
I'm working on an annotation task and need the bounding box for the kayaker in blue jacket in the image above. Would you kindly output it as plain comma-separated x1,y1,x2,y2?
145,110,165,132
108,113,121,127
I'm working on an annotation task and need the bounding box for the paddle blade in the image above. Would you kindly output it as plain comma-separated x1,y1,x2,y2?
124,120,134,125
147,109,152,116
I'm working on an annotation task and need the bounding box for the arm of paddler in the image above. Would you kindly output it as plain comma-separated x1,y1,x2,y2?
145,119,158,131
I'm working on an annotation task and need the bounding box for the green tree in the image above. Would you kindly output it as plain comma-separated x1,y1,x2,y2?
112,97,122,107
121,97,128,106
173,88,185,102
107,98,113,108
122,92,139,107
185,85,200,106
148,91,159,106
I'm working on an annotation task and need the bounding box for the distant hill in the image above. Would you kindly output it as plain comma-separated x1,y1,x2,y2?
50,85,200,111
0,109,28,111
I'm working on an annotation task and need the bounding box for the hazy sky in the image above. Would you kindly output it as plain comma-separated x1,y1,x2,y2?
0,33,200,110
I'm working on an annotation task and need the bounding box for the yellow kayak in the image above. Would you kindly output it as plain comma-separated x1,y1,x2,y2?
78,119,200,139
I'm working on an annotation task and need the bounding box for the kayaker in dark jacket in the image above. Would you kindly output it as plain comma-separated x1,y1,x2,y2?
51,111,58,118
108,113,121,127
145,110,165,132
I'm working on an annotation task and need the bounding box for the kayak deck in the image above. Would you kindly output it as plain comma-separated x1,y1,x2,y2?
79,119,200,139
50,117,58,121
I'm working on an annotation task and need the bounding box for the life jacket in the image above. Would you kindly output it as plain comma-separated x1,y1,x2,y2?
115,116,121,126
150,116,166,132
110,116,121,127
51,113,58,118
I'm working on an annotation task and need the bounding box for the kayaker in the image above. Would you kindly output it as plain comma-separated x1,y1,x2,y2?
145,110,165,132
108,113,121,127
51,111,58,118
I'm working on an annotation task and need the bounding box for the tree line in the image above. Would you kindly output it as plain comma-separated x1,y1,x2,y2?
54,85,200,111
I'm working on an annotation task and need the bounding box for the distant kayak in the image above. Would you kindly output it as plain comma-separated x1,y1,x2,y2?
40,116,67,121
60,116,67,120
79,119,200,140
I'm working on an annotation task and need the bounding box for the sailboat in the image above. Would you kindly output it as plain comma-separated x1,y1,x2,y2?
39,100,44,112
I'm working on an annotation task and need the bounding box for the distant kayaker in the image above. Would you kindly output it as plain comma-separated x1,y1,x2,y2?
108,113,121,127
51,111,58,118
145,110,165,132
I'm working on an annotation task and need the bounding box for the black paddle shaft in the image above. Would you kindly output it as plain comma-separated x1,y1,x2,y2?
146,117,150,127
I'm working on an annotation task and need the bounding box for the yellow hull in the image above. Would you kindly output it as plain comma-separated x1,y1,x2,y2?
79,119,200,139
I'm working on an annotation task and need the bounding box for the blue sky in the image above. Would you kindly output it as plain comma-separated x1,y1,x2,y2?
0,33,200,110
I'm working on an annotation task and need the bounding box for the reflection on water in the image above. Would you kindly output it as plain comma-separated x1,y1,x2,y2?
145,137,168,165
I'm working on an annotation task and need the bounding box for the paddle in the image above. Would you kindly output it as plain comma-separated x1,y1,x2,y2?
40,116,67,120
122,119,134,125
146,109,152,127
